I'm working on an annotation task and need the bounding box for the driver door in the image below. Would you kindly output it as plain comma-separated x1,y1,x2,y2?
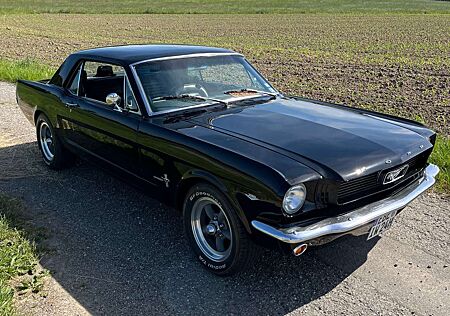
60,60,141,174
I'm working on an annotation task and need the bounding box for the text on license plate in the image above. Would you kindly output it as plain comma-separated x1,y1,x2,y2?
367,210,397,240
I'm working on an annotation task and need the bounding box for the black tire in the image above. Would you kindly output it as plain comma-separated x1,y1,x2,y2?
36,114,75,169
183,183,257,276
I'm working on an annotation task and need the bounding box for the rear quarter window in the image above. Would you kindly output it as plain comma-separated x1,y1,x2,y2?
49,63,66,86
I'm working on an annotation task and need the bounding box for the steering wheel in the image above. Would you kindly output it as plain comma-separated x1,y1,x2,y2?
174,84,209,98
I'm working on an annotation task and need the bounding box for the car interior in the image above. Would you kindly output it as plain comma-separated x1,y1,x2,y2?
81,66,124,103
73,62,126,108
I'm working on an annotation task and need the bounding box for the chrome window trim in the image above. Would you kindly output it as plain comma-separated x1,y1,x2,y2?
124,73,141,114
243,58,279,93
71,59,141,116
128,52,280,117
83,96,112,105
129,64,152,115
81,95,140,117
129,52,243,67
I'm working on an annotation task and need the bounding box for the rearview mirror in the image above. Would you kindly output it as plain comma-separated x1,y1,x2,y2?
106,93,122,112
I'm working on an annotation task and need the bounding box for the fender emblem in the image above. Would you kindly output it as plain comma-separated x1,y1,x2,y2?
153,174,170,188
244,193,259,201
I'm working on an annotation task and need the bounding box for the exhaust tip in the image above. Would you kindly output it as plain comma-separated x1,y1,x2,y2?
293,243,308,256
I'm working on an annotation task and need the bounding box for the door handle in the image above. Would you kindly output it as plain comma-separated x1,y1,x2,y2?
64,102,78,108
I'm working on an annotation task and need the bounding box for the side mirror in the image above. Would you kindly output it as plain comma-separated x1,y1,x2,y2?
106,93,122,112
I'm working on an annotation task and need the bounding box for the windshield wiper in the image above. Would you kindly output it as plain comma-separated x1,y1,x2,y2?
153,94,229,106
163,108,208,123
224,88,278,98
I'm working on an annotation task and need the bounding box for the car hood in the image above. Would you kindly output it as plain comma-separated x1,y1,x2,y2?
189,98,432,181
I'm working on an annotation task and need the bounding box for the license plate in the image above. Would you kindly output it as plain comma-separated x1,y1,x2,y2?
367,210,397,240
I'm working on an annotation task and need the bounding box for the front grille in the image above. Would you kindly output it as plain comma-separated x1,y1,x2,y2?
338,173,379,202
336,151,429,204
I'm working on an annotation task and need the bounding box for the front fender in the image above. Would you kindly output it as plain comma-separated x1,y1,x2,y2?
176,169,258,234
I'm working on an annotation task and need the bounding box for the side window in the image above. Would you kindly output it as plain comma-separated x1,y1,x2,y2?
68,65,81,95
49,62,65,87
124,78,139,112
82,61,125,106
83,61,124,78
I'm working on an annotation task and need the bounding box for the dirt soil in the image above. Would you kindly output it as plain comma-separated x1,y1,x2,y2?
0,81,449,315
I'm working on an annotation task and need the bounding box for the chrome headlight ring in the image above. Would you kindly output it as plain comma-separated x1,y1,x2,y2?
282,184,307,215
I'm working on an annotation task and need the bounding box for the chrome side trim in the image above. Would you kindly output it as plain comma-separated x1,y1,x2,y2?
252,164,439,244
130,52,243,66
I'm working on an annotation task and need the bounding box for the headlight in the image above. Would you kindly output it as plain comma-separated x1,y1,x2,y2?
282,184,307,215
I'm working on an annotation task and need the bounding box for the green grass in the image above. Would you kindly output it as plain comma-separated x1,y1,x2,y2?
0,0,449,14
0,195,44,316
430,136,450,193
0,59,55,83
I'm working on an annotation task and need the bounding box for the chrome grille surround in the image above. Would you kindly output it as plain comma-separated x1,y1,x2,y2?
337,152,428,204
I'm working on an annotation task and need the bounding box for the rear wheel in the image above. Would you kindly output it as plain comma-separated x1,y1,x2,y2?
183,183,257,276
36,114,75,169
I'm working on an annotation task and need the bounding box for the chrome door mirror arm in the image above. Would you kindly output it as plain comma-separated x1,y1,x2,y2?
106,93,122,112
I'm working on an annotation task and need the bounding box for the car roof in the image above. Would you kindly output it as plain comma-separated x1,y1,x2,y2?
72,44,238,65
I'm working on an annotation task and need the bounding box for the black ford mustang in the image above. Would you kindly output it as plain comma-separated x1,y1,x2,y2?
16,45,439,275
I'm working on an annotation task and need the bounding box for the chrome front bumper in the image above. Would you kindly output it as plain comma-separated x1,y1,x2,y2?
252,164,439,244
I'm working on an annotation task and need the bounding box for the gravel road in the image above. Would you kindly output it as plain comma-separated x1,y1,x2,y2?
0,81,449,315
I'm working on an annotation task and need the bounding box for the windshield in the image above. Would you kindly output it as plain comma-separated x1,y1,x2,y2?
133,55,276,113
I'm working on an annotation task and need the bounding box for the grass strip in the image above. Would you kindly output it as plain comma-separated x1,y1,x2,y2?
0,0,449,14
430,136,450,193
0,195,40,316
0,59,55,83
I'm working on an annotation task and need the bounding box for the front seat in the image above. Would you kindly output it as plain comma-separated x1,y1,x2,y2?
95,65,115,77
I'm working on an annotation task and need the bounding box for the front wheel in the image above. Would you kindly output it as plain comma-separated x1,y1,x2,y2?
36,114,75,169
183,183,257,276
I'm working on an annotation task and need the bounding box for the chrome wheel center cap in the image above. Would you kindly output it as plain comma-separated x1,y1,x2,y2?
206,224,217,235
